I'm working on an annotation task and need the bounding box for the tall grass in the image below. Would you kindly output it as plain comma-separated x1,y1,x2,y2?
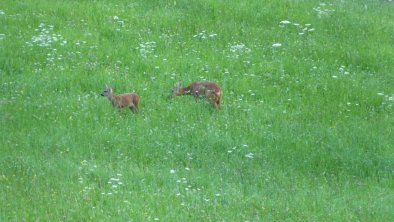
1,0,393,221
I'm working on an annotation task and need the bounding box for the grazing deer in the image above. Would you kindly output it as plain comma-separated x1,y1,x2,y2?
172,81,222,109
100,85,140,113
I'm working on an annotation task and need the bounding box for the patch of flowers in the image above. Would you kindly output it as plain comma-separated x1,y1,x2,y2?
78,160,98,196
112,15,125,31
27,23,67,47
159,33,177,39
171,166,203,199
227,144,255,160
313,3,335,17
338,65,350,75
332,65,351,79
279,20,315,36
26,23,67,65
377,92,394,103
228,42,251,58
136,41,156,58
102,174,124,195
193,30,217,39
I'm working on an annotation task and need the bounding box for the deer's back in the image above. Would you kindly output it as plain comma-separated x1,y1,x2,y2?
190,81,221,95
116,93,139,107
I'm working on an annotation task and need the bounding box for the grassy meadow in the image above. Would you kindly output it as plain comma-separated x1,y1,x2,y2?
1,0,393,221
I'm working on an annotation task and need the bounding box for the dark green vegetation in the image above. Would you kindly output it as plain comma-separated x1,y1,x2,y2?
1,0,393,221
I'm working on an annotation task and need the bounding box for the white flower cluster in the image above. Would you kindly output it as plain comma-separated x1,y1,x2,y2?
193,30,217,39
25,23,68,66
113,15,125,31
227,144,255,159
313,3,335,17
228,42,251,58
103,174,124,195
27,23,67,47
136,41,156,58
279,20,315,36
377,92,394,102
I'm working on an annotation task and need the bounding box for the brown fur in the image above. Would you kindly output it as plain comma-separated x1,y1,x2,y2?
101,86,140,113
172,81,222,109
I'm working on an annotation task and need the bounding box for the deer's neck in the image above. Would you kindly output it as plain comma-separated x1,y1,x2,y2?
107,93,119,105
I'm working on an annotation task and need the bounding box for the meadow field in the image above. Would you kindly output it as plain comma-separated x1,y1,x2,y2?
1,0,393,221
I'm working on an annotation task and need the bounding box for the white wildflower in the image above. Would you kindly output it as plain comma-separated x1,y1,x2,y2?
272,43,282,48
280,20,291,25
193,30,217,39
229,43,251,55
137,41,156,58
245,153,254,159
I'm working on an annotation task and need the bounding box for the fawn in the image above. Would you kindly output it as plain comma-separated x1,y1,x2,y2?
172,81,222,109
100,85,140,113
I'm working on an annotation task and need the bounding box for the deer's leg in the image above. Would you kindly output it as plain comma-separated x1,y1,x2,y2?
129,105,138,113
213,97,220,109
194,95,199,102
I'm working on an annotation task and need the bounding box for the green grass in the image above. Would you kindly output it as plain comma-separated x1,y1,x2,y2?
1,0,393,221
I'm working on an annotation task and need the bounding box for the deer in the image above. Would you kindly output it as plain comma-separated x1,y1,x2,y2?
172,81,222,109
100,85,140,113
